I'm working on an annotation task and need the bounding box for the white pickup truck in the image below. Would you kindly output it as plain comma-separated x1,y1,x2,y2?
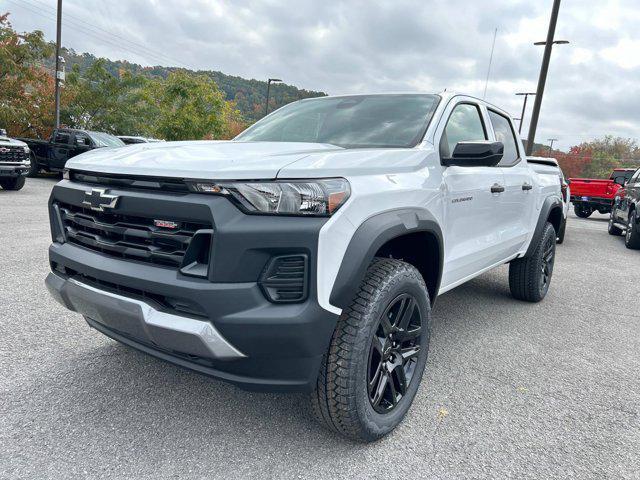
45,92,562,442
0,130,30,190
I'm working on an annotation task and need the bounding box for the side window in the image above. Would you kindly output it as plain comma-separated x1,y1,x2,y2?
440,103,487,158
74,133,91,146
53,131,71,144
488,110,519,166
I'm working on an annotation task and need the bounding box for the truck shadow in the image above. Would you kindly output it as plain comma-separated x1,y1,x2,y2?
13,267,520,465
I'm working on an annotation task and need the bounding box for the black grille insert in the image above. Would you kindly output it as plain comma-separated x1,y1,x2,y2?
259,254,308,303
0,145,28,163
57,201,211,268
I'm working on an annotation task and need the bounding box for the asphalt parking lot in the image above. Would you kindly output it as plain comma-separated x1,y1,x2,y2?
1,177,639,479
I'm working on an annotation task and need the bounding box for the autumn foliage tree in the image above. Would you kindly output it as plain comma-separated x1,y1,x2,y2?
0,13,54,137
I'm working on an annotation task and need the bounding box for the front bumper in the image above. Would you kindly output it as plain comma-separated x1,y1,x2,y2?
0,162,30,177
46,180,339,392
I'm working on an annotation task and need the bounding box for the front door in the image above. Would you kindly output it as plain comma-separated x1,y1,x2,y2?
439,101,506,289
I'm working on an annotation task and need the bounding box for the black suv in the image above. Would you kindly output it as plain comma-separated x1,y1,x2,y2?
609,167,640,249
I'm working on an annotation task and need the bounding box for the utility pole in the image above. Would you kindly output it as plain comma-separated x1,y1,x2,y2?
548,138,558,152
264,78,282,117
54,0,63,129
515,92,536,134
525,0,569,155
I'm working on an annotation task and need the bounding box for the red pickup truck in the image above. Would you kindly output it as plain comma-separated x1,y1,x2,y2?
570,168,637,218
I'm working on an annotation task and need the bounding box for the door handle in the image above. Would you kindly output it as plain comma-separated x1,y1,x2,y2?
522,183,533,191
490,184,505,193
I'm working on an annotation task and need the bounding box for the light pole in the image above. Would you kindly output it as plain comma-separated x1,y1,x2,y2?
264,78,282,117
515,92,536,134
54,0,63,128
525,0,569,155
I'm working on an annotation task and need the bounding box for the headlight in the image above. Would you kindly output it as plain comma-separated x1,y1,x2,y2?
188,178,350,216
23,146,30,153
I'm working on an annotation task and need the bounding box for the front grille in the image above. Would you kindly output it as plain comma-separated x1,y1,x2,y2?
0,145,28,163
260,254,308,303
56,201,211,268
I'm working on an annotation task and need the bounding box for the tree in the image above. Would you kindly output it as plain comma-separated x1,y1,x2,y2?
0,13,54,137
146,71,234,141
61,60,149,134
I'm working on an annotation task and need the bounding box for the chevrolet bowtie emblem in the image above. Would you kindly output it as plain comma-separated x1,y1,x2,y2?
82,189,119,212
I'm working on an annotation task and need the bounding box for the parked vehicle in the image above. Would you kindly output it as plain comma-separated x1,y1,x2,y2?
0,130,30,191
569,168,636,218
44,93,563,442
18,128,125,176
529,157,570,243
118,136,164,145
609,167,640,249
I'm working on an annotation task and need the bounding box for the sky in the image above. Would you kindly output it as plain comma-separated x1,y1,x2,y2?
3,0,640,151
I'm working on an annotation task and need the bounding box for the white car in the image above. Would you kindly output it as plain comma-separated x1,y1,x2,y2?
45,92,562,441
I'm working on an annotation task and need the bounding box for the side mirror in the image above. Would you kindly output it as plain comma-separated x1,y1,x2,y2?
613,176,626,186
442,141,504,167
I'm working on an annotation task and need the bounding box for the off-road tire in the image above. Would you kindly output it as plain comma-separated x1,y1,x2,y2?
608,214,623,236
310,257,431,442
509,222,556,303
557,217,567,244
625,210,640,249
574,204,592,218
0,176,26,191
27,154,39,177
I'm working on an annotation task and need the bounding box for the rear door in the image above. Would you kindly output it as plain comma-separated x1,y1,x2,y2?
438,100,506,289
487,109,535,256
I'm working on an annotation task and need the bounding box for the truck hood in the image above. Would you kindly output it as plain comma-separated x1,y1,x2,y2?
65,140,431,179
0,136,28,147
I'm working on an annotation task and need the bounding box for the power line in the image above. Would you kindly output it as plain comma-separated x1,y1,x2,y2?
7,0,193,69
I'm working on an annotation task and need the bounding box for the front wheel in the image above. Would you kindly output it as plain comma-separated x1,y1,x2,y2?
608,214,623,236
27,154,39,177
509,222,556,302
0,176,26,191
625,210,640,249
310,258,431,442
574,204,592,218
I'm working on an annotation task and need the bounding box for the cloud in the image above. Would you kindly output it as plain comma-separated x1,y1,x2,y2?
6,0,640,150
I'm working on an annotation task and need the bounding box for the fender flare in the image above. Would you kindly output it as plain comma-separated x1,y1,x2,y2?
525,196,563,257
329,208,444,309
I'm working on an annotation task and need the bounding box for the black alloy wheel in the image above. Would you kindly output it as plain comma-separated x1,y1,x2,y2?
367,294,422,413
539,233,555,295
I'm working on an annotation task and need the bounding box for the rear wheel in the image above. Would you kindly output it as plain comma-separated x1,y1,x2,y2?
574,204,592,218
509,222,556,303
310,258,431,442
608,214,623,236
0,176,26,191
625,210,640,249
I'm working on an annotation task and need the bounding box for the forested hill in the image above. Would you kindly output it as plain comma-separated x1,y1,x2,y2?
46,48,327,123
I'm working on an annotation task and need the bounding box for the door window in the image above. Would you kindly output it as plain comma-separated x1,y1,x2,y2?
440,104,487,158
488,110,520,166
53,131,71,144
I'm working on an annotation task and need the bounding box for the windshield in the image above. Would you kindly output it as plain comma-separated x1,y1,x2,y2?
235,94,440,148
89,131,125,147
